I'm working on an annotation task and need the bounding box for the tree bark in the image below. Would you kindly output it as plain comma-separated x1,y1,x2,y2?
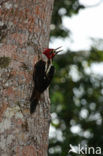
0,0,54,155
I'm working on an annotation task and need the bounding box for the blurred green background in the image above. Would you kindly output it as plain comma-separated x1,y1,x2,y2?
48,0,103,156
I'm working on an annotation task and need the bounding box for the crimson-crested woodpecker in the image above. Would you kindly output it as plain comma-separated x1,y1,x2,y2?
30,47,62,114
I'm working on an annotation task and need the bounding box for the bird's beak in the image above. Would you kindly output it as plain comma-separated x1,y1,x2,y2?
54,46,63,55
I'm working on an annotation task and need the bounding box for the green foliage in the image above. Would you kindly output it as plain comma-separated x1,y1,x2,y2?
49,0,103,156
51,0,84,38
49,49,103,156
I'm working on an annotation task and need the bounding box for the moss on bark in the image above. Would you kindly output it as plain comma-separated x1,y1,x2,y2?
0,56,11,68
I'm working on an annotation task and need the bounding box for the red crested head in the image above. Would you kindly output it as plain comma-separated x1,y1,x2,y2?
43,47,62,59
43,49,55,59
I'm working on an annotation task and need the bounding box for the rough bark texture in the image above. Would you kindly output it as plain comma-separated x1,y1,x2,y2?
0,0,54,155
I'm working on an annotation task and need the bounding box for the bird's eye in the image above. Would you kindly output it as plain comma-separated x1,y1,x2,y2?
50,51,53,54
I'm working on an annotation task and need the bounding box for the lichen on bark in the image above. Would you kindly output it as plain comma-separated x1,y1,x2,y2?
0,0,54,155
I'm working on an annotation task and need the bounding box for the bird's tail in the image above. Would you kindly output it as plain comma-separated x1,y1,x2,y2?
30,97,38,114
30,88,40,114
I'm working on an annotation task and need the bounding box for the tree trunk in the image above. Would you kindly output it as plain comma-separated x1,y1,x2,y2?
0,0,54,155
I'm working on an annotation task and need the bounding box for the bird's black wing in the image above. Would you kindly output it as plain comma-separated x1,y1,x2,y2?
30,60,54,114
34,60,54,93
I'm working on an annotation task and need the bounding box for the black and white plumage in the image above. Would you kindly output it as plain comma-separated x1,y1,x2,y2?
30,60,54,114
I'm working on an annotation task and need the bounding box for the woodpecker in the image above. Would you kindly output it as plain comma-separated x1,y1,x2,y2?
30,47,62,114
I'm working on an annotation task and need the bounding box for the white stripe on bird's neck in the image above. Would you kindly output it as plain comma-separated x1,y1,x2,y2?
41,54,52,74
46,59,52,74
